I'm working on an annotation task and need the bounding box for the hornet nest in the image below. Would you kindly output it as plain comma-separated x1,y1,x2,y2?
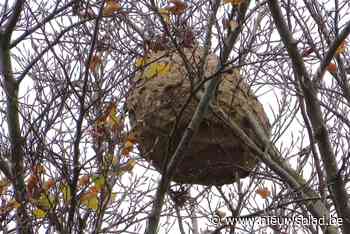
126,47,270,185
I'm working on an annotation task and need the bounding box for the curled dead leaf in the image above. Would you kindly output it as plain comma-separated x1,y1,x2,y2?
103,0,122,17
223,0,244,6
166,0,187,15
256,187,270,199
79,175,90,187
0,180,10,195
336,40,346,55
127,135,137,144
326,63,337,73
89,55,102,72
43,179,55,191
159,8,171,24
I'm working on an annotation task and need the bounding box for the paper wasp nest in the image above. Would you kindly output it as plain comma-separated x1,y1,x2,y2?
127,48,270,185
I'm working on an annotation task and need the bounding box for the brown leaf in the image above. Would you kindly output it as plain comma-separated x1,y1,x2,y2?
89,55,102,72
166,0,187,15
103,0,122,17
79,175,90,187
224,0,244,6
326,63,337,73
256,187,270,199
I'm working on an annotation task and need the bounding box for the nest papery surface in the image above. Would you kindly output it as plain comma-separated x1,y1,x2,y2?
127,48,270,185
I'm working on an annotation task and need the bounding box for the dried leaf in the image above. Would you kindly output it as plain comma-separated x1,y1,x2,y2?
326,63,337,73
89,55,102,72
90,186,99,194
79,175,90,187
103,0,122,16
43,179,55,191
256,187,270,199
80,190,97,202
159,8,171,24
166,0,187,15
8,199,21,209
122,140,134,156
81,191,99,211
27,175,39,196
124,140,134,148
336,40,346,55
104,103,121,130
0,180,10,195
126,135,137,144
33,164,45,175
223,0,244,6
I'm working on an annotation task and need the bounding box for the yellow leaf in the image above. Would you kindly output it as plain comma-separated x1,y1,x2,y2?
33,208,47,218
60,183,71,203
135,57,147,67
112,155,118,166
37,194,55,209
81,192,99,211
0,179,10,195
159,8,171,24
336,40,346,55
92,176,105,190
103,0,121,16
144,63,171,79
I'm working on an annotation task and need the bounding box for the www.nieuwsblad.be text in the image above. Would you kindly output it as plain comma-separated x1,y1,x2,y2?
211,215,343,226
